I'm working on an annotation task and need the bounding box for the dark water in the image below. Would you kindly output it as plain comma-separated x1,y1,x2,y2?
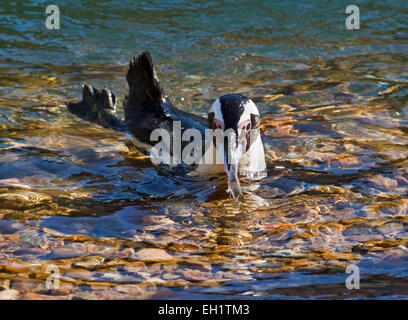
0,0,408,299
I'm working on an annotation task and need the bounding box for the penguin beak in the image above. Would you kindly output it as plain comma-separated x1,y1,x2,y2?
219,129,243,198
226,159,242,198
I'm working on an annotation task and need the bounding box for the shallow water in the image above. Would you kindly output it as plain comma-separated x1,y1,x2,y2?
0,0,408,299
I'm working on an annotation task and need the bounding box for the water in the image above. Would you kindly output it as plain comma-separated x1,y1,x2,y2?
0,0,407,299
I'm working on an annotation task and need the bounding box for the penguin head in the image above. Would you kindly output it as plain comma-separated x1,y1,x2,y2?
208,94,261,197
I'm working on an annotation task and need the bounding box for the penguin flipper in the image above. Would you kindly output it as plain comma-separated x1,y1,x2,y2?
124,52,210,150
126,51,164,105
124,52,172,144
66,84,127,132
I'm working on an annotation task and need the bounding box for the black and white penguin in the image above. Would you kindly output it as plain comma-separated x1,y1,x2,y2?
66,52,266,198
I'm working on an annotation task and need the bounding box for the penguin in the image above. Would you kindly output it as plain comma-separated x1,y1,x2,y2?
66,52,266,198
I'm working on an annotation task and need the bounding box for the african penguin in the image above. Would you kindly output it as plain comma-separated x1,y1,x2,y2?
66,52,267,198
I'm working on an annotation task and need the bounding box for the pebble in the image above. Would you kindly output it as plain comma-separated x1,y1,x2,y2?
72,256,104,270
64,269,93,281
368,175,398,190
51,243,88,259
18,292,72,300
134,248,174,262
18,229,48,248
162,273,181,280
0,289,19,300
11,280,39,292
0,191,51,210
183,269,212,281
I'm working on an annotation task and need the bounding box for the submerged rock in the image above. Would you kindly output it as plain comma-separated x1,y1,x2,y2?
18,229,48,248
0,289,19,300
51,243,88,259
72,256,104,270
18,292,72,300
0,191,51,210
368,175,398,190
134,248,174,262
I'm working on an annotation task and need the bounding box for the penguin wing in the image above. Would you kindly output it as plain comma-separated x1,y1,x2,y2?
126,52,164,104
124,52,208,140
